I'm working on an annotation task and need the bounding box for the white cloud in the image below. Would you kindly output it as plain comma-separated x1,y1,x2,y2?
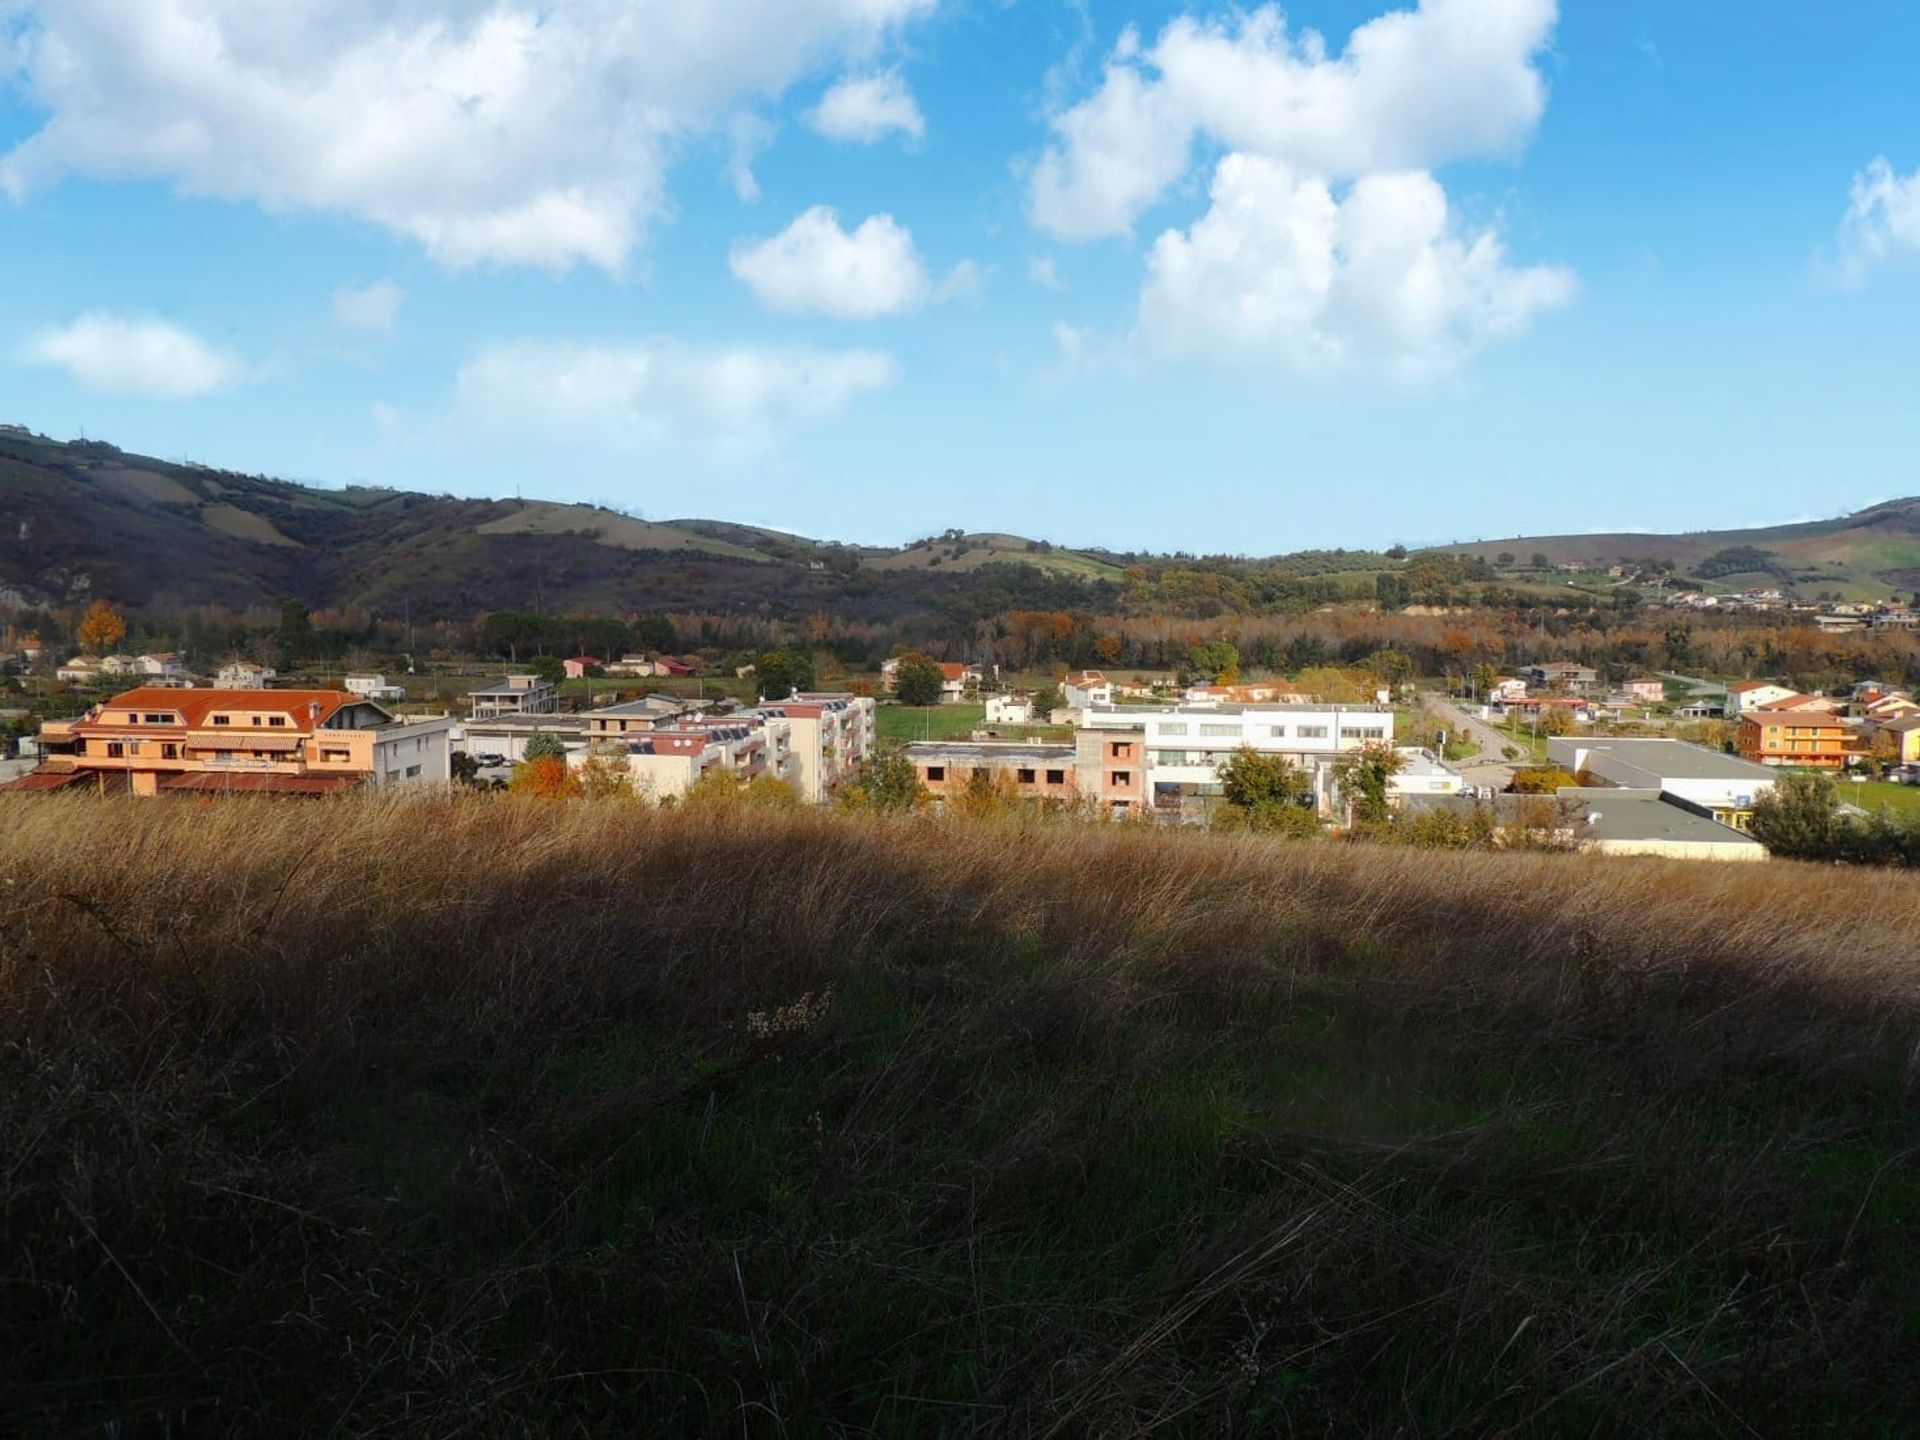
1832,157,1920,285
807,70,925,144
28,312,241,398
1030,0,1557,239
332,279,405,335
1028,255,1063,290
730,205,932,319
1136,155,1574,375
454,338,895,446
0,0,935,273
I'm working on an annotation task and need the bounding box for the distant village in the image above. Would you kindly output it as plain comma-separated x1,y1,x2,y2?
7,620,1919,867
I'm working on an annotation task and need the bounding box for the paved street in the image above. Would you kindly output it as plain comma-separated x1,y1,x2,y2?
1419,692,1529,793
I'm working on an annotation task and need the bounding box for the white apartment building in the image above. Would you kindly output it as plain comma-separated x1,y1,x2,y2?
1081,703,1394,816
216,661,275,689
743,692,876,802
589,721,779,802
1063,671,1114,711
468,674,558,719
345,673,408,702
985,693,1036,725
1724,681,1800,717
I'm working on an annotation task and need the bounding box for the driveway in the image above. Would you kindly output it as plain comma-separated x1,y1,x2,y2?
1419,692,1528,793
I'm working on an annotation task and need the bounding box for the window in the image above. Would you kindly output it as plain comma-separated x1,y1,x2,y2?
143,712,167,724
1046,769,1066,785
321,748,350,763
1297,725,1328,739
1159,722,1188,736
1268,726,1287,738
405,765,422,779
161,744,178,760
1017,768,1036,784
1341,727,1386,741
213,715,231,726
385,770,401,783
926,765,946,782
1153,749,1188,765
269,716,286,727
106,741,124,758
1109,742,1132,759
1200,723,1237,737
1111,771,1132,787
252,716,264,726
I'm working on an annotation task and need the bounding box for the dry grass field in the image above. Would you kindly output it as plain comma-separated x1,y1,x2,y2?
4,795,1920,1435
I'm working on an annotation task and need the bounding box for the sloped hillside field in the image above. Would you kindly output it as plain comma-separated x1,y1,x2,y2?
4,796,1920,1435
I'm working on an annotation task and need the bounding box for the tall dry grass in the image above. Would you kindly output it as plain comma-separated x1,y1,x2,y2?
3,793,1920,1434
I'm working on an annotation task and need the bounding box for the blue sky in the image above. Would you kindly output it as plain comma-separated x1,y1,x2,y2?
3,0,1919,554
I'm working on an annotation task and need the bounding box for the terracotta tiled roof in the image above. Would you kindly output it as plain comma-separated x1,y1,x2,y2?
0,767,89,792
85,687,360,731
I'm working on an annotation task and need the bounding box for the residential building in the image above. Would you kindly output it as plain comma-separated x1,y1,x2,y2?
1184,682,1316,706
98,653,138,676
1519,662,1598,692
1548,737,1777,828
1486,676,1529,703
603,654,657,677
1075,726,1148,817
563,656,598,679
1387,749,1467,803
881,657,981,702
454,715,591,764
468,674,558,719
1081,702,1393,818
1735,709,1866,769
655,657,698,678
984,694,1036,725
132,653,187,679
904,728,1146,816
585,697,673,744
1867,713,1920,766
1496,696,1597,725
56,656,103,684
1769,692,1844,714
1619,677,1666,704
345,673,407,702
743,692,875,802
1063,670,1114,709
1724,681,1803,717
2,687,452,797
216,661,275,689
591,721,782,801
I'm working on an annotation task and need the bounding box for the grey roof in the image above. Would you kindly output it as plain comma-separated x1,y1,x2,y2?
904,741,1074,766
468,679,553,697
1405,788,1763,849
1550,737,1774,782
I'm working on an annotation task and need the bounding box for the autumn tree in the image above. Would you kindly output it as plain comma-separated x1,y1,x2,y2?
77,600,126,656
839,742,927,814
508,754,580,799
893,652,945,708
1187,640,1240,684
1331,742,1406,826
1215,748,1318,835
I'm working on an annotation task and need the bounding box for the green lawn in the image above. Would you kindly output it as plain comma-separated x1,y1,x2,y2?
1847,780,1920,816
877,702,987,742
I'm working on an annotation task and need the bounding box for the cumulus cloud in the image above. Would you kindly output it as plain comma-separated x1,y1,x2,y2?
1136,155,1574,375
454,338,895,446
1832,157,1920,285
332,279,405,335
1030,0,1558,239
0,0,934,273
730,206,932,319
28,312,241,398
808,70,925,144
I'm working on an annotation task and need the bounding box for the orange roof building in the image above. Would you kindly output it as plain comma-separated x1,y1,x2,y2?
2,686,454,797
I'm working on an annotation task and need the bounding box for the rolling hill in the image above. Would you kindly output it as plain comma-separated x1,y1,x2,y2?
0,427,1114,617
1434,500,1920,601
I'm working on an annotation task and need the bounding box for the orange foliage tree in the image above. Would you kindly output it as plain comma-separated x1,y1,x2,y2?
77,600,126,656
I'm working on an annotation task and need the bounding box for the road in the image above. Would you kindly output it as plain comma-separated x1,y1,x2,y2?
1418,692,1530,793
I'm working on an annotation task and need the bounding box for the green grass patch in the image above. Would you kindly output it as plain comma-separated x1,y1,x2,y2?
878,702,987,742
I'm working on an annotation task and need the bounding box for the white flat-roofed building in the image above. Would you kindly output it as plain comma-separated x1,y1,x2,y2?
743,692,876,802
468,674,558,719
216,661,275,689
1082,702,1394,817
345,673,408,702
